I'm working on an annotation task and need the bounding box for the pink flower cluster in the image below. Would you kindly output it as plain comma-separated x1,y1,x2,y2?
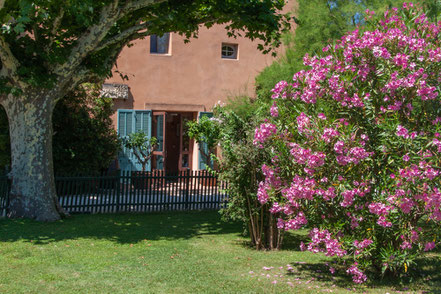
340,186,370,207
253,123,277,148
353,239,373,255
335,146,372,166
271,80,289,99
282,175,317,201
322,128,339,143
296,112,311,134
270,102,279,117
368,202,393,227
346,264,367,284
290,144,326,169
277,212,308,230
307,228,347,257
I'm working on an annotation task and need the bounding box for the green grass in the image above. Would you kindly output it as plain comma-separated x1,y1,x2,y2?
0,211,440,293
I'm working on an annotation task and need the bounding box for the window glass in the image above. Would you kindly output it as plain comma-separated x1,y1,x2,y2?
150,33,170,54
221,43,238,59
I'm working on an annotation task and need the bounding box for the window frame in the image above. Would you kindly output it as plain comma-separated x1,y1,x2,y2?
150,33,171,55
221,43,238,60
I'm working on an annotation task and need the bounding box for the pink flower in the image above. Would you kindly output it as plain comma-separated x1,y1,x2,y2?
271,80,288,99
296,112,310,134
424,242,436,251
270,102,279,117
253,123,277,147
257,181,269,204
353,239,373,249
263,266,274,271
334,141,345,154
396,125,409,138
322,128,340,143
346,264,367,284
400,241,412,250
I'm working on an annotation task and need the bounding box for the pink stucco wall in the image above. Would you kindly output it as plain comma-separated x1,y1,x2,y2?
107,1,295,115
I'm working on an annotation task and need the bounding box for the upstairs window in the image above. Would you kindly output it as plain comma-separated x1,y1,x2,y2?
150,33,170,54
221,43,238,59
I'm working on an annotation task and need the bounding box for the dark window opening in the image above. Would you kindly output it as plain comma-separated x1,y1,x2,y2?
150,33,170,54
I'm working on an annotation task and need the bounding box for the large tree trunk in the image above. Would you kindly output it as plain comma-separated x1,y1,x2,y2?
2,94,62,221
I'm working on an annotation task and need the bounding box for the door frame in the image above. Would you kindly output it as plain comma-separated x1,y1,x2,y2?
152,111,166,171
178,112,194,171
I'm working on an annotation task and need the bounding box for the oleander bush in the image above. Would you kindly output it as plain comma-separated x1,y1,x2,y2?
255,3,441,283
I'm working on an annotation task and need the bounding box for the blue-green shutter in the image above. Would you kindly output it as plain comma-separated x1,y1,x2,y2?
133,111,152,171
198,112,213,170
117,110,152,172
117,110,134,172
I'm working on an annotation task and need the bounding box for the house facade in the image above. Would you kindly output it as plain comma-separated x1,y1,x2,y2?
105,2,294,173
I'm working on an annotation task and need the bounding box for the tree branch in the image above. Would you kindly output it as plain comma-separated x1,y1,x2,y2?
53,0,121,77
0,35,25,88
94,20,150,52
46,7,65,49
54,0,167,79
121,0,166,15
56,44,124,100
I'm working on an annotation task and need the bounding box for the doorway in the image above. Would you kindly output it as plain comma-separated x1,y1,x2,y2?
151,111,195,173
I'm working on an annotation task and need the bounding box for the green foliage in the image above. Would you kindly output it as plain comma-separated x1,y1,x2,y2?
255,0,406,101
52,83,120,175
211,97,283,250
123,131,157,172
186,116,221,167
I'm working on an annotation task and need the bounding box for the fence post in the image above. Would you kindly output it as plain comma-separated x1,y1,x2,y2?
116,170,121,213
185,169,190,210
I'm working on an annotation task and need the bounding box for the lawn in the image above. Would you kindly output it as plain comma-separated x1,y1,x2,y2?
0,211,440,293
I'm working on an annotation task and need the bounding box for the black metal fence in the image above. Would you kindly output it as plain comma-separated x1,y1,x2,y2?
0,176,9,217
0,170,228,216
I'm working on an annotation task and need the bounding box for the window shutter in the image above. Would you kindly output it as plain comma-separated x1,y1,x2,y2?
198,112,213,170
133,111,152,171
118,112,126,136
117,110,134,172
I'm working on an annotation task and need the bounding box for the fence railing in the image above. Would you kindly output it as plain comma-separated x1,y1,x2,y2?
0,176,9,217
0,170,228,216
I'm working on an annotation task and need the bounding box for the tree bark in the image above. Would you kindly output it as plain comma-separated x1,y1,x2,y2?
3,94,62,221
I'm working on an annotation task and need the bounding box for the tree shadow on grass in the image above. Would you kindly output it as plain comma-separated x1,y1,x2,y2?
286,255,441,293
0,210,243,245
235,229,309,251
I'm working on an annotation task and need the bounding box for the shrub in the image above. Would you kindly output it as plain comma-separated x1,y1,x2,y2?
122,132,157,172
186,115,221,168
215,97,283,250
52,83,119,175
188,96,284,250
256,3,441,282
